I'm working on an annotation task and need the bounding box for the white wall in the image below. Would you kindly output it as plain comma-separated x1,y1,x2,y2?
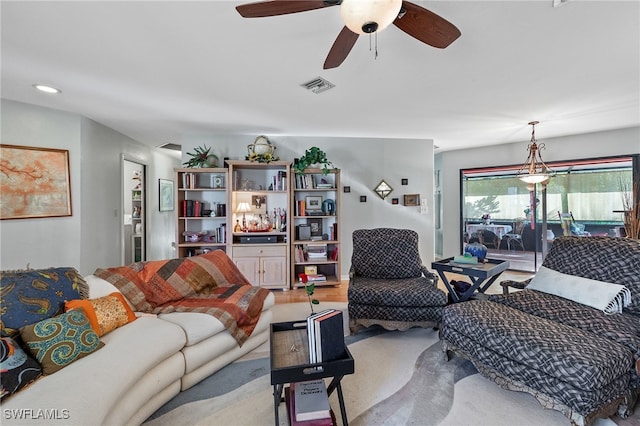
180,135,436,278
1,100,82,270
1,100,180,275
436,126,640,258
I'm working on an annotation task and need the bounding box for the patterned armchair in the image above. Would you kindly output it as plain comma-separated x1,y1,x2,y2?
347,228,447,334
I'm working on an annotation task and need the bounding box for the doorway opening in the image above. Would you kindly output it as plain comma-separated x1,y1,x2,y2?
122,158,147,264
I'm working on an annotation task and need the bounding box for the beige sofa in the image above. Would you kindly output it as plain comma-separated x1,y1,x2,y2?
2,274,275,425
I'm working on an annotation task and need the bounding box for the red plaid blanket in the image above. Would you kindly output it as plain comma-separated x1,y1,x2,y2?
94,250,269,346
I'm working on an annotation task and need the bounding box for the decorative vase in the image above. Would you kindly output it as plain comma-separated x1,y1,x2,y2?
205,154,218,167
465,242,488,261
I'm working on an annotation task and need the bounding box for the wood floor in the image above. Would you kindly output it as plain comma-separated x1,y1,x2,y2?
272,270,534,304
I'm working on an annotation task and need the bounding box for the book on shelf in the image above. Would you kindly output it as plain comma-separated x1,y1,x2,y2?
286,385,333,426
306,244,327,255
306,274,327,282
315,183,333,189
329,246,339,261
181,172,197,189
297,200,306,217
273,170,287,191
182,199,195,217
292,380,331,422
299,274,326,283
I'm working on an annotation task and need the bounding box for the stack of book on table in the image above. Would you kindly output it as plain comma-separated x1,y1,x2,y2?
286,379,334,425
306,309,345,365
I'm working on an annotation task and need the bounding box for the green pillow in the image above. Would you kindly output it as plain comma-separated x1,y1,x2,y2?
20,310,103,375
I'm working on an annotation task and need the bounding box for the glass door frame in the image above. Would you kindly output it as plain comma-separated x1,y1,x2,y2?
460,154,638,272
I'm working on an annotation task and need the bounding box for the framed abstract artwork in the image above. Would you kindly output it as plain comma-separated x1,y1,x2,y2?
0,145,72,219
159,179,174,211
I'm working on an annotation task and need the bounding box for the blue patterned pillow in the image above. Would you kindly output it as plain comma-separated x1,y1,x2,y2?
0,336,42,399
19,310,103,375
0,267,90,336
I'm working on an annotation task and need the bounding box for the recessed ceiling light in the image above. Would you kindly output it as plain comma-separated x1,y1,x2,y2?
33,84,61,94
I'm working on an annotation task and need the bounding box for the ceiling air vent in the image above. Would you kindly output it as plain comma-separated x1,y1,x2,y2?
301,77,335,94
159,143,182,151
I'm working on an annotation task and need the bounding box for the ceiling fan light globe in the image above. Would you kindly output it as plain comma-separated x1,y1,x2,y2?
341,0,402,35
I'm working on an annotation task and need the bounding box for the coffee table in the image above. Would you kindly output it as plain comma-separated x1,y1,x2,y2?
431,257,509,302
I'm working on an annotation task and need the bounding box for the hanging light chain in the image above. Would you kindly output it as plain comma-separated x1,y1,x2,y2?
368,32,379,60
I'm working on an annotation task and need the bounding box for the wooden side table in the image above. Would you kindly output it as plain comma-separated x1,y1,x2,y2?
431,257,510,302
270,321,354,426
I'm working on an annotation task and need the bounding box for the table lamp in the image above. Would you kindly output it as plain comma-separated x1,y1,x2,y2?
236,202,252,232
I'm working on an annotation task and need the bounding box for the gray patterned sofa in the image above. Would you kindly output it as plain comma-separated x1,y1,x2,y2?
348,228,447,334
440,236,640,426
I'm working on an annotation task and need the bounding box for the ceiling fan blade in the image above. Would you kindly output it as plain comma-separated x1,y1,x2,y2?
323,26,359,69
236,1,335,18
393,1,461,49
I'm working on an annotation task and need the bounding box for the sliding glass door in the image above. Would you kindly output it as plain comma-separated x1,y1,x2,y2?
461,155,637,272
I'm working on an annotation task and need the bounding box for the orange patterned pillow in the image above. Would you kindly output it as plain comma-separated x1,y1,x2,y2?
65,293,136,336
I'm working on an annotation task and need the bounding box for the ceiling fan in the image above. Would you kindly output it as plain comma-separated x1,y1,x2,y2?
236,0,461,69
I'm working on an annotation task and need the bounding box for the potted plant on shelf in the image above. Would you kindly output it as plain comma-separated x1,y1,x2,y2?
293,147,335,175
183,145,218,168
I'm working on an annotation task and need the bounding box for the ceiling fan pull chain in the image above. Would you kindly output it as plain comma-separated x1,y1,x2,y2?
368,32,379,60
375,31,378,60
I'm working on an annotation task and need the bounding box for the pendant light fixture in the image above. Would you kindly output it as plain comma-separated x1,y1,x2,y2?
517,121,555,184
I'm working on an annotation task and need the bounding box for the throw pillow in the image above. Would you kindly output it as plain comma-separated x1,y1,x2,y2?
0,267,89,337
19,310,104,375
528,265,631,314
65,292,137,336
0,336,42,399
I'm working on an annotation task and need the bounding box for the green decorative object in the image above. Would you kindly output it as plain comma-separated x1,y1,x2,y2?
293,147,335,175
183,145,218,168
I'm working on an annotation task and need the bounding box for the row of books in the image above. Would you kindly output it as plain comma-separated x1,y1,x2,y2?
272,170,288,191
294,245,338,263
182,200,204,217
294,174,335,190
299,273,327,283
181,172,224,190
181,172,198,190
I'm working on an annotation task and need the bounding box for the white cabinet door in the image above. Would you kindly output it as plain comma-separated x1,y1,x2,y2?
234,257,260,286
261,256,287,287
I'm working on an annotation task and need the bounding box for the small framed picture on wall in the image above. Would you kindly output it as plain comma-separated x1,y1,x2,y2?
403,194,420,206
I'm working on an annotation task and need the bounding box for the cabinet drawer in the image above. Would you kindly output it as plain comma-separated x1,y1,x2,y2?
233,245,286,257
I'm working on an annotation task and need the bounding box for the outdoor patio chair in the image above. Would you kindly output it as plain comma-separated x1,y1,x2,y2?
559,211,591,236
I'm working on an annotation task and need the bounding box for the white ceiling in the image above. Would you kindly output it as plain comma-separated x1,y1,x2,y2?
2,0,639,152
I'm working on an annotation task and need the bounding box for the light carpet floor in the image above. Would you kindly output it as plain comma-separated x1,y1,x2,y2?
144,303,636,426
